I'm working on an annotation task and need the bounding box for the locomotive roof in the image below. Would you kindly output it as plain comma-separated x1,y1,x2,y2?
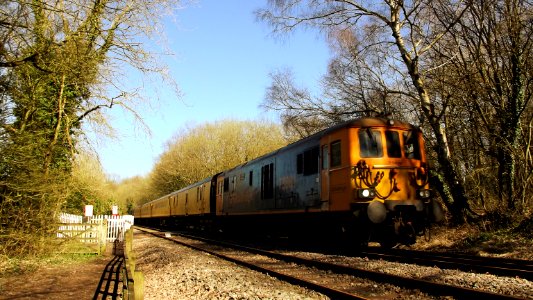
223,117,418,172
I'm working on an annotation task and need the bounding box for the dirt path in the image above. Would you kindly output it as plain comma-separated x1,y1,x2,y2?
0,254,122,300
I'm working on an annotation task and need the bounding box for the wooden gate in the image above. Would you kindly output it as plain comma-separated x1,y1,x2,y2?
58,213,134,243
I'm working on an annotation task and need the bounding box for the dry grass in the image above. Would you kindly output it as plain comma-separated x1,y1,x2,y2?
411,223,533,261
0,240,99,278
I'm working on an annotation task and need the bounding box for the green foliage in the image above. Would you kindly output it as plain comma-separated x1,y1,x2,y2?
111,175,153,212
514,217,533,239
0,0,183,257
0,246,98,277
68,152,114,215
0,168,70,256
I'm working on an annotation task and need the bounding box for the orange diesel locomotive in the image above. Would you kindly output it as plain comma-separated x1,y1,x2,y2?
134,117,443,247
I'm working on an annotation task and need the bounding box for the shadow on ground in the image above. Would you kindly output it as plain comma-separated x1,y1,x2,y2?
92,255,123,300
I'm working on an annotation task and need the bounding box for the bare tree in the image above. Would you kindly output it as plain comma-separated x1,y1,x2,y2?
263,69,344,137
257,0,472,222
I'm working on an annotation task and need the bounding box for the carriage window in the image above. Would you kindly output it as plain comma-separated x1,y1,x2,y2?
321,145,329,170
223,177,229,192
303,146,319,175
296,153,303,174
261,163,274,199
385,131,402,158
330,141,341,167
403,130,421,159
359,128,383,157
218,181,224,195
249,171,253,186
297,147,319,175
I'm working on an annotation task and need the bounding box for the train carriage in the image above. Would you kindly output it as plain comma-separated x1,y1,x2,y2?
136,117,443,247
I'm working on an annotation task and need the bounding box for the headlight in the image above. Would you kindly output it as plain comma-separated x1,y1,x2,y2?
417,189,432,199
357,188,376,199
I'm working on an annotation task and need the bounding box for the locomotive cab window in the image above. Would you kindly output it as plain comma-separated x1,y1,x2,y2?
385,131,402,158
359,128,383,157
330,141,341,167
403,130,421,159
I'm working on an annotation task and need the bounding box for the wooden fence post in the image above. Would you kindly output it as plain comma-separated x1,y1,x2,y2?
133,271,144,300
122,228,143,300
99,220,107,255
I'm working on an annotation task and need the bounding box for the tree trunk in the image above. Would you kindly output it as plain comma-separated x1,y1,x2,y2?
389,8,470,223
44,74,66,176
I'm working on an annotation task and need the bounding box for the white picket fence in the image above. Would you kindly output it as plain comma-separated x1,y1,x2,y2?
59,213,82,224
91,215,134,242
58,213,134,242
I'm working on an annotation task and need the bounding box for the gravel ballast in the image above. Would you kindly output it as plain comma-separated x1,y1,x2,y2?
133,231,328,299
133,230,533,299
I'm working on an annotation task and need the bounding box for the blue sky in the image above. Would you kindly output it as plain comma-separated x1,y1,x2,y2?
95,1,331,180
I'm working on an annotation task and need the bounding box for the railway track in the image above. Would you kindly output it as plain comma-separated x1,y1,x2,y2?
355,248,533,281
135,226,526,299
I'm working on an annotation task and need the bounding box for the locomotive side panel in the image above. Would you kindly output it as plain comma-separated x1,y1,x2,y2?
275,137,321,210
320,127,352,212
221,135,322,214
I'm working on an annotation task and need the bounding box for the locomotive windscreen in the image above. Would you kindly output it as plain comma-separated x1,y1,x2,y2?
403,130,421,159
359,128,383,157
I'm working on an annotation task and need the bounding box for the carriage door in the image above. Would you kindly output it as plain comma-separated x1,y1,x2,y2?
185,193,188,215
216,176,225,215
321,143,330,206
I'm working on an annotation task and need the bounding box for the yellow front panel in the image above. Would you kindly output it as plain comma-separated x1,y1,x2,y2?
350,127,429,203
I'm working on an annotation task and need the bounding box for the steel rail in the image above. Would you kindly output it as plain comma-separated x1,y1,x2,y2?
169,230,525,300
385,248,533,267
356,248,533,280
